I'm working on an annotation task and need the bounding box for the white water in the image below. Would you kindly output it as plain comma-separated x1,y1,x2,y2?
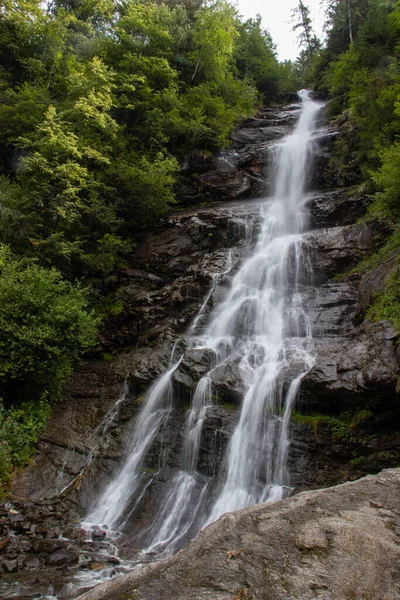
86,91,322,552
202,90,320,523
143,376,212,554
86,359,181,530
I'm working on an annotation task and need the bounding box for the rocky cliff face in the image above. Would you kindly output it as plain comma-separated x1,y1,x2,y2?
1,101,400,598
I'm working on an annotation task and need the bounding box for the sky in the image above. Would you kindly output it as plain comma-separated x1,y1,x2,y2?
236,0,325,61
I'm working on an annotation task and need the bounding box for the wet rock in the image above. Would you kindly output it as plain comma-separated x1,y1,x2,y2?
58,584,95,600
306,223,374,282
301,322,399,411
307,188,369,227
198,406,237,477
210,361,247,405
91,527,107,542
63,527,87,543
308,280,359,337
47,548,79,567
33,539,69,553
172,348,216,398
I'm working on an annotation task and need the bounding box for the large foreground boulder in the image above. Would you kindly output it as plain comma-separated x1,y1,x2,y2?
80,468,400,600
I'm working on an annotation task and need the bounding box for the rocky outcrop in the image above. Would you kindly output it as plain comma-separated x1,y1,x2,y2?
79,469,400,600
174,106,300,205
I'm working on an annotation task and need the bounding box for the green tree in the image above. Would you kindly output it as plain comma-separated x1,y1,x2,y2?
0,245,98,404
291,0,314,50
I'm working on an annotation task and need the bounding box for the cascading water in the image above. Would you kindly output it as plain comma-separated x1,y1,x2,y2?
85,90,322,556
204,90,319,523
86,358,181,530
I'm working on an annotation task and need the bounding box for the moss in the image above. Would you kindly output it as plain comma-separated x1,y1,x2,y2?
218,402,238,411
292,409,374,442
140,466,159,474
366,269,400,332
350,450,398,469
291,412,324,435
349,455,367,467
345,229,400,276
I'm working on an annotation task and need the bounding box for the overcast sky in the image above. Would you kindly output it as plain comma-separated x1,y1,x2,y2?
236,0,325,61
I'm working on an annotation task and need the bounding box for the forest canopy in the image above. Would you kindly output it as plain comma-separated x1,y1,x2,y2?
0,0,290,281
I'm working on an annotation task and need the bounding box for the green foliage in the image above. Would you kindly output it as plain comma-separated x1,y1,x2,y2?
0,0,287,283
234,16,281,101
0,245,99,403
0,398,51,490
311,0,400,335
371,140,400,220
292,409,373,441
367,269,400,331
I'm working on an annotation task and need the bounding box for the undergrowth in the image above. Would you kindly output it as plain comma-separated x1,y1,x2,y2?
0,398,51,496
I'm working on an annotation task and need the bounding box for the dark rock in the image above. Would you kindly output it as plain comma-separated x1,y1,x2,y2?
91,527,106,542
23,555,40,569
33,539,69,554
2,559,18,573
301,323,399,411
307,188,369,227
172,348,216,398
306,223,374,283
210,361,247,405
47,548,79,567
198,406,237,477
63,527,87,543
9,513,24,524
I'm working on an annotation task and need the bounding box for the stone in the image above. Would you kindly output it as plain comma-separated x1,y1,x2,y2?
47,548,79,567
23,555,40,569
305,223,374,283
91,527,107,541
210,361,247,404
2,559,18,573
63,527,87,543
78,469,400,600
33,539,69,554
307,188,368,227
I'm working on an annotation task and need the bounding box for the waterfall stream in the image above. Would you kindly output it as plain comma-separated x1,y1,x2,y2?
85,90,322,556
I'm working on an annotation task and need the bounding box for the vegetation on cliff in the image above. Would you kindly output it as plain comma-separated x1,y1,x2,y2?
308,0,400,329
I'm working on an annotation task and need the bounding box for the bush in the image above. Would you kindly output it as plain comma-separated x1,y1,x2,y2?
0,399,51,492
0,245,99,403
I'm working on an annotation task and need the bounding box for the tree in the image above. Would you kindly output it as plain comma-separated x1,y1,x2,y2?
235,16,281,100
291,0,314,51
0,245,99,404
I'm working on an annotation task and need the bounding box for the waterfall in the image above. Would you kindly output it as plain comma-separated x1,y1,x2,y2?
85,358,181,530
204,90,319,523
85,90,322,553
